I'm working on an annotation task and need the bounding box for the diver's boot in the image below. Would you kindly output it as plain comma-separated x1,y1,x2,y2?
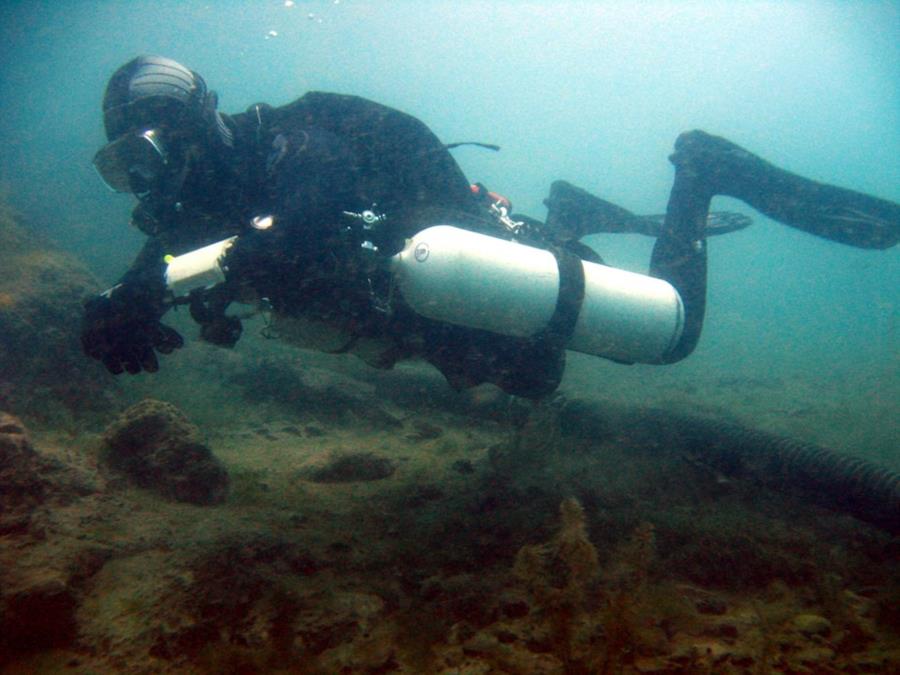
670,130,900,249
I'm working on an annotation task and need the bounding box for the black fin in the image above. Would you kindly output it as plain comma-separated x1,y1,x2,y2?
671,130,899,249
545,180,753,238
638,211,753,237
544,180,648,238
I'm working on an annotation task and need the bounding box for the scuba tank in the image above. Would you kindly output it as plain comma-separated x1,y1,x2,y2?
391,225,684,364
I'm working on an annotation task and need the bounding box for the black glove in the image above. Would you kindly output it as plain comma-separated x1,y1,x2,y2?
188,286,243,348
81,285,183,375
199,315,243,347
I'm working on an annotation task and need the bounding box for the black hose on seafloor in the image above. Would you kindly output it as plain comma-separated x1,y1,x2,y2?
556,400,900,535
653,412,900,535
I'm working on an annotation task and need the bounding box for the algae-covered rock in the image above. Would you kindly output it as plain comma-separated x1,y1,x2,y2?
299,450,397,483
0,197,114,422
792,613,832,637
0,411,46,534
0,413,107,661
102,399,229,505
0,411,98,533
1,576,79,656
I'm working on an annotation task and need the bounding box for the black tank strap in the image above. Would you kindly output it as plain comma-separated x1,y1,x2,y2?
444,141,501,151
537,246,586,349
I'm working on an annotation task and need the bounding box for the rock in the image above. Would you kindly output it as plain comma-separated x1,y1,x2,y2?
792,613,832,638
0,412,46,533
1,576,78,653
406,420,443,441
677,584,728,615
835,620,874,654
143,534,376,668
300,451,396,483
452,459,475,474
227,359,401,429
705,621,739,640
850,653,892,672
102,399,228,505
0,204,115,421
0,412,98,533
0,413,109,658
0,528,112,661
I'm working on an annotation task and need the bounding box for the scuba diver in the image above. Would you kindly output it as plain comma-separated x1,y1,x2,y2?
82,55,900,399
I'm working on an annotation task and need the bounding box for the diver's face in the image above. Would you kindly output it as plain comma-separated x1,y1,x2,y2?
93,126,203,201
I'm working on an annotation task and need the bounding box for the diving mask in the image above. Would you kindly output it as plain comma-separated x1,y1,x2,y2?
92,128,173,196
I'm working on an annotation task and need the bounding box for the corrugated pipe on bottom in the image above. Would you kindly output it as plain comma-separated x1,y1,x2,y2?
556,401,900,536
664,414,900,536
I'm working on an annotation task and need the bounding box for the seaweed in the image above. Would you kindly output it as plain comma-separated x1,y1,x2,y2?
508,497,682,673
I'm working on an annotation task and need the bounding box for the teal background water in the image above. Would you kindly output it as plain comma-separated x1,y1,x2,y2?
0,1,896,462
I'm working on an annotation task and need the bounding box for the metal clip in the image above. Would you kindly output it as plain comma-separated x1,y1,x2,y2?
343,205,387,253
258,297,280,339
490,201,525,235
342,205,386,230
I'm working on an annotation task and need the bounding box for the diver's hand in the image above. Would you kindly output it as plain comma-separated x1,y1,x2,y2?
81,286,183,375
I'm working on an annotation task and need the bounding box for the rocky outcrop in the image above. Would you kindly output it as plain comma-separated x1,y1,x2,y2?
102,399,229,505
0,411,98,534
0,412,48,535
0,199,114,422
0,412,105,661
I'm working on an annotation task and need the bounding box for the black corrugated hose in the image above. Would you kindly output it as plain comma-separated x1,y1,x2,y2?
556,400,900,535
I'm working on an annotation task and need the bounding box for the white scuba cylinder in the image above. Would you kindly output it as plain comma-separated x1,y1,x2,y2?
391,225,684,364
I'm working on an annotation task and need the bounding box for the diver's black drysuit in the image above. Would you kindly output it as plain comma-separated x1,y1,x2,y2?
84,92,900,398
92,93,589,397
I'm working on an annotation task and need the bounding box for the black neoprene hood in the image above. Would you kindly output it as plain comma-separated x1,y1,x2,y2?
102,55,235,152
101,56,210,140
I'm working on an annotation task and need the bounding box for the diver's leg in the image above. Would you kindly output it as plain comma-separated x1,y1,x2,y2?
651,129,900,363
403,310,565,400
673,130,900,249
649,159,712,363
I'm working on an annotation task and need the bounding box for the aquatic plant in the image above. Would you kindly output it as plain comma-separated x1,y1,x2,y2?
592,521,661,674
505,496,713,673
512,496,599,669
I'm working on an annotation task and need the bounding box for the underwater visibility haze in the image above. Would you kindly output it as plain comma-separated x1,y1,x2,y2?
0,1,898,672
